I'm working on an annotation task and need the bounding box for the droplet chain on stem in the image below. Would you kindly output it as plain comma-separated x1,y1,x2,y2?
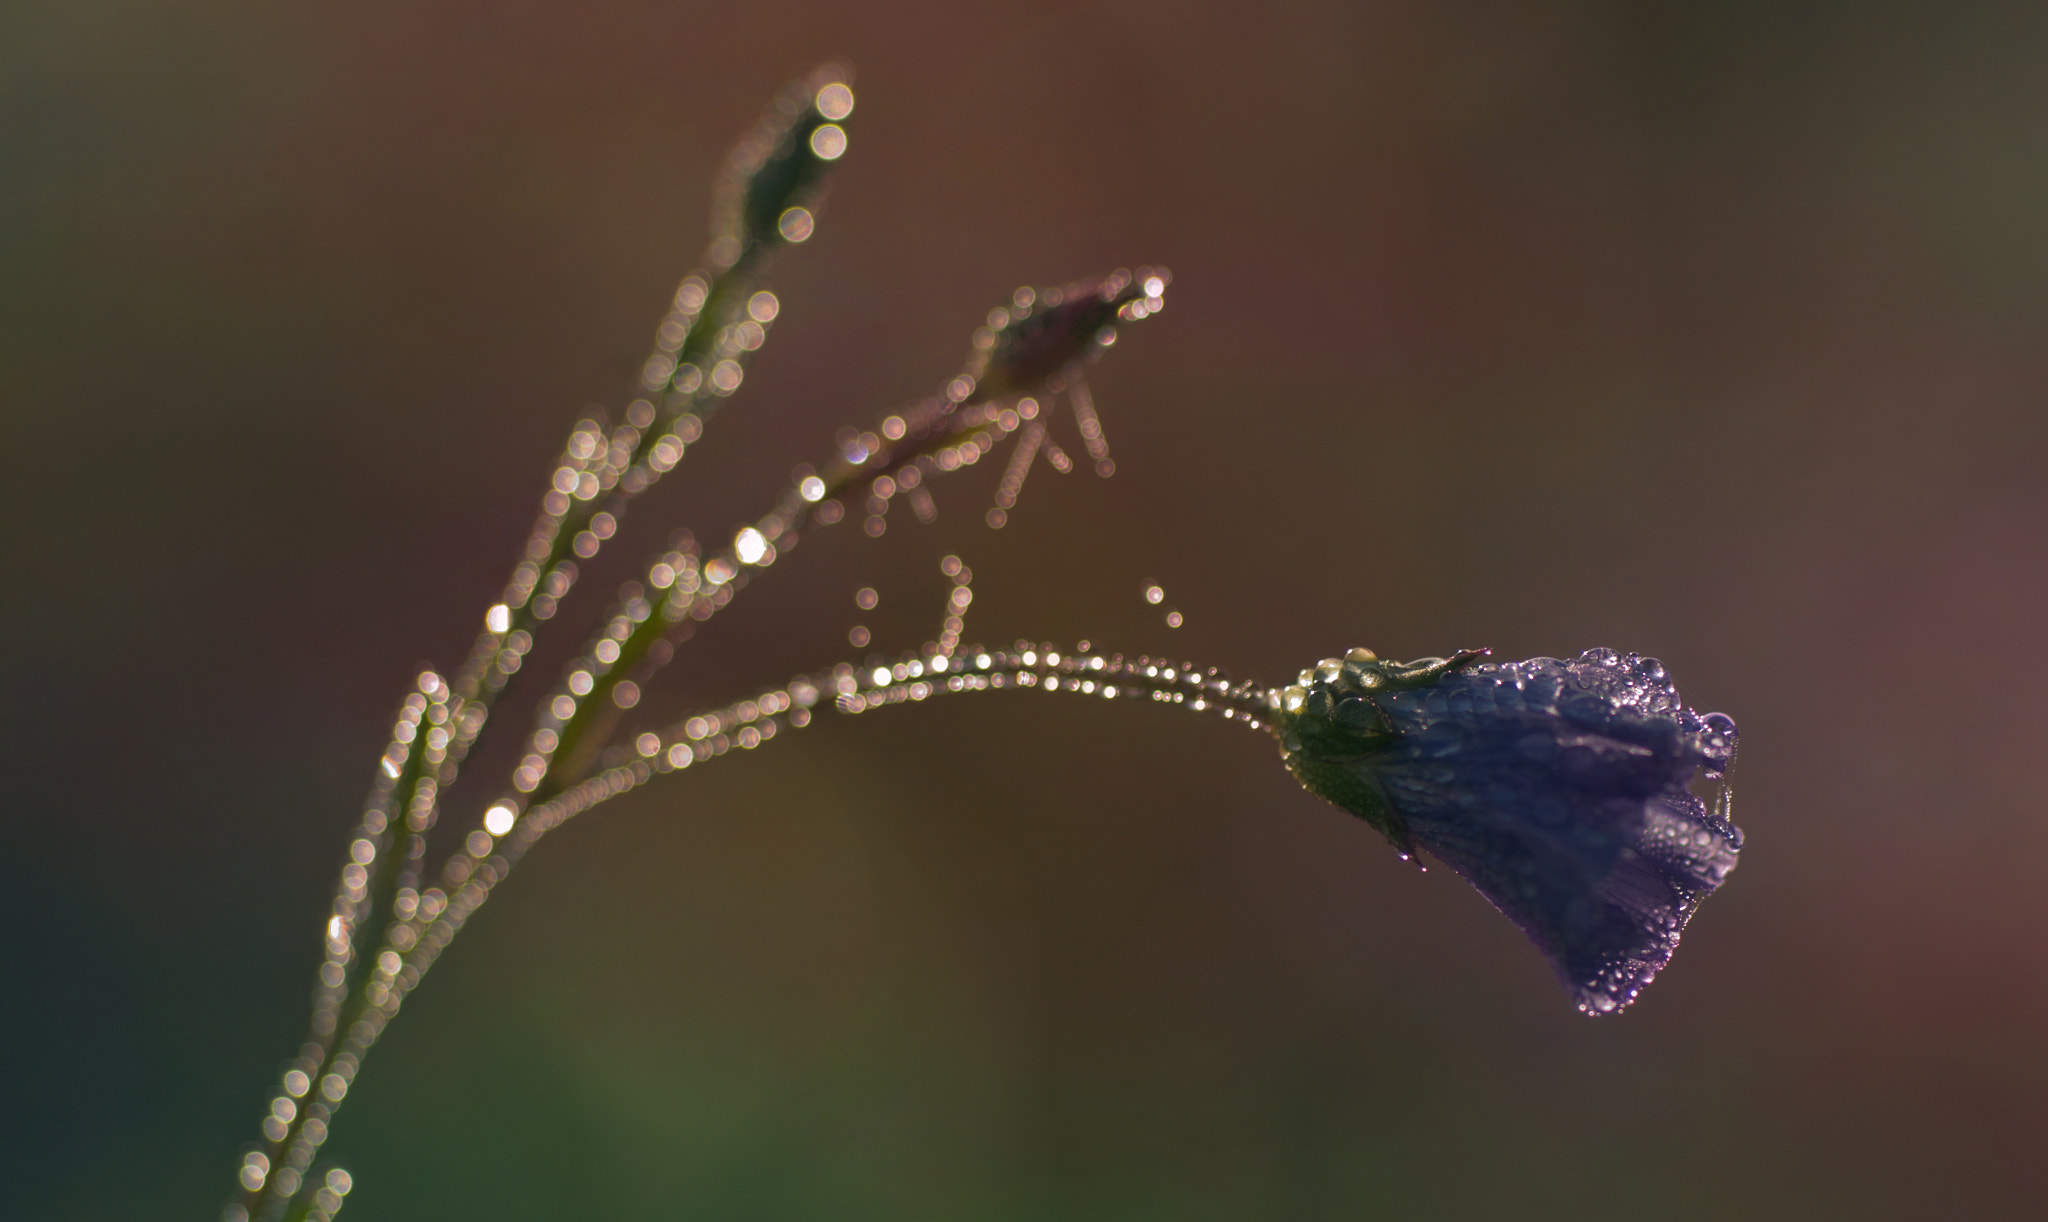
236,70,851,1222
301,640,1281,1164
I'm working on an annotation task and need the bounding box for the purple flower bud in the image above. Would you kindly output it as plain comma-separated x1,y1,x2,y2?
963,268,1166,402
1278,648,1740,1015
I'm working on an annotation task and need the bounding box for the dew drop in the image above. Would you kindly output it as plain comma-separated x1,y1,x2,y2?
809,123,847,160
815,82,854,120
778,207,815,242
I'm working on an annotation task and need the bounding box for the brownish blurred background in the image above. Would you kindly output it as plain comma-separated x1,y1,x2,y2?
6,1,2046,1218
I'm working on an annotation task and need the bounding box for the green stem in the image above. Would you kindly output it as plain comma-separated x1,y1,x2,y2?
518,269,1169,809
234,66,852,1222
368,642,1282,1091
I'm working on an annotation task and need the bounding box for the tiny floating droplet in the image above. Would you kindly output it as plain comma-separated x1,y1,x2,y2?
1144,585,1164,605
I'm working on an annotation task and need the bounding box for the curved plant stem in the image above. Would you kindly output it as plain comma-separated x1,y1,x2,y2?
270,643,1280,1192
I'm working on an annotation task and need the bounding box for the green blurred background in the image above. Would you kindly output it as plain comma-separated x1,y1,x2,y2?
6,1,2045,1217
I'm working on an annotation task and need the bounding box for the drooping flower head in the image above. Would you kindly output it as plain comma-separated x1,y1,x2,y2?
1276,647,1741,1015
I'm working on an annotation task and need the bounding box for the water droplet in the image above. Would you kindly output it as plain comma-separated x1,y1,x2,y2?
777,207,814,242
808,123,847,160
815,82,854,120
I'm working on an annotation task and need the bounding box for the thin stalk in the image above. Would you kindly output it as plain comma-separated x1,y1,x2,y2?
333,279,1171,1111
234,66,853,1222
511,270,1170,811
421,63,855,857
299,642,1280,1137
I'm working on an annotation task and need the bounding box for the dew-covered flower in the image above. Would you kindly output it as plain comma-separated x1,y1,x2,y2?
1277,647,1741,1015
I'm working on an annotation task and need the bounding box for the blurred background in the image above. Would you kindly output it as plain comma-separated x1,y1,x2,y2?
5,1,2045,1217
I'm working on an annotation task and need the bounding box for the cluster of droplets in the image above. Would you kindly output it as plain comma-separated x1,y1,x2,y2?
229,1162,350,1222
1143,582,1185,629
